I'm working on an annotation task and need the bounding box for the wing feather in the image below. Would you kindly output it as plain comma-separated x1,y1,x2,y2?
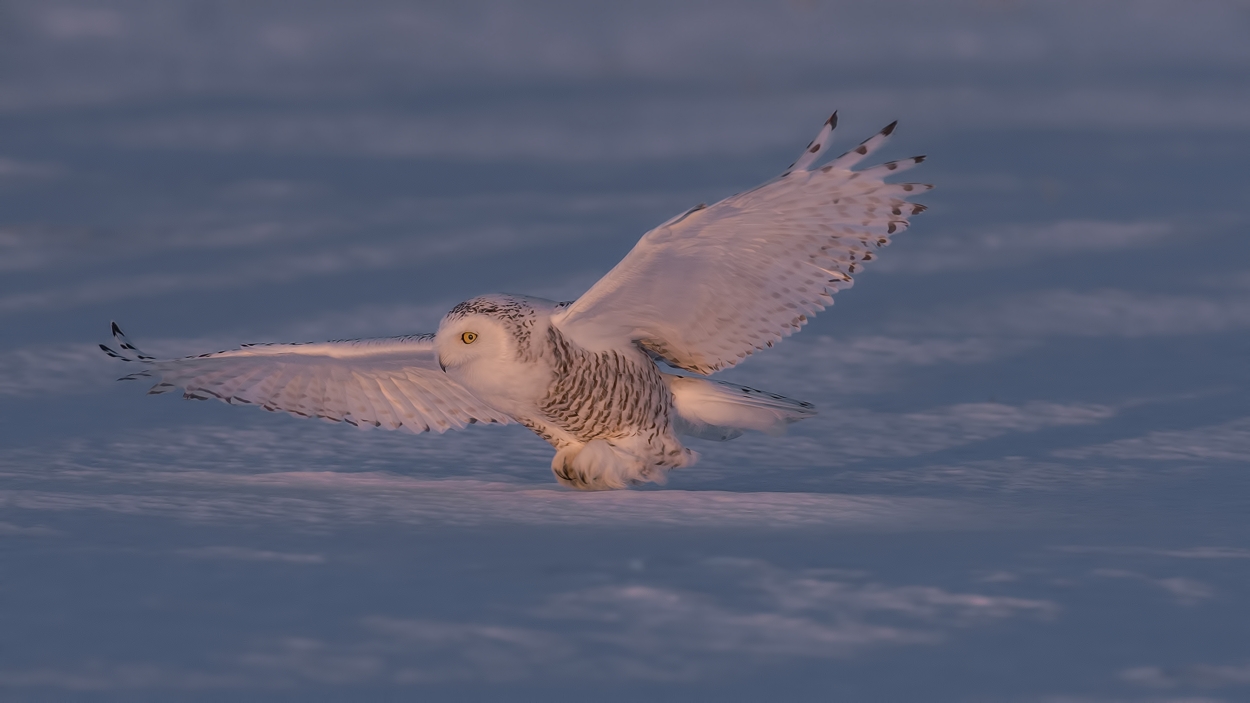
101,326,510,432
551,115,930,374
825,120,898,171
375,373,420,428
784,111,838,174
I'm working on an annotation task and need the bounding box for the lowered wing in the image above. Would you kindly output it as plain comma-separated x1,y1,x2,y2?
101,323,510,433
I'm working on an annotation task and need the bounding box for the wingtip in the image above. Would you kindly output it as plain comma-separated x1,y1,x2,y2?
900,183,935,193
881,120,898,136
914,154,927,163
110,321,122,337
827,111,838,128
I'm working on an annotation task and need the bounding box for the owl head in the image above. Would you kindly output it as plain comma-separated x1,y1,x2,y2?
434,294,556,385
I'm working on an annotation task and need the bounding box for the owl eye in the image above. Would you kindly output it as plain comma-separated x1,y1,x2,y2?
461,331,478,344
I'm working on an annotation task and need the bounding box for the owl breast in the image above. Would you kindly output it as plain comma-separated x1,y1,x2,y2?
534,326,674,446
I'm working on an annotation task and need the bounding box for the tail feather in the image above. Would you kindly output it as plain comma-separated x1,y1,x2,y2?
666,374,816,441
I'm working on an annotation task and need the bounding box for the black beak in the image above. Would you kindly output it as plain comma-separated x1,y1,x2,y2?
438,357,447,372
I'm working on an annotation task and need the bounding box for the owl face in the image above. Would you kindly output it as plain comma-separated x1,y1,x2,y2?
434,313,514,375
434,308,552,416
432,294,558,413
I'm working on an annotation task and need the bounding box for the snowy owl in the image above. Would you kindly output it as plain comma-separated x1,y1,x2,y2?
102,113,929,490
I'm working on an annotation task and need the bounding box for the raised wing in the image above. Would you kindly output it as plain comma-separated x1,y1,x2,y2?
551,113,931,374
100,323,511,432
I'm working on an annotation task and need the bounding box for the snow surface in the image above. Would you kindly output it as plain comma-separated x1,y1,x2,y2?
2,1,1249,701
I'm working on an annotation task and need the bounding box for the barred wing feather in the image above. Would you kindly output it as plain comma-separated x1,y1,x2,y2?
552,115,930,374
101,324,510,433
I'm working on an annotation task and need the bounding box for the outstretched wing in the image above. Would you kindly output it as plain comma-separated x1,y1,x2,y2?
551,113,931,374
101,323,511,432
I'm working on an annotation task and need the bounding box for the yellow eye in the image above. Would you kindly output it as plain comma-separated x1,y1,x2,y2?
461,331,478,344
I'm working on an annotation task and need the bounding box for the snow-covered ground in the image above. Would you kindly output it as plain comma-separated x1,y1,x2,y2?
2,2,1248,700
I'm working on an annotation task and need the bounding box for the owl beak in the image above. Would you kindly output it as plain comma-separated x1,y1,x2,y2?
438,356,447,372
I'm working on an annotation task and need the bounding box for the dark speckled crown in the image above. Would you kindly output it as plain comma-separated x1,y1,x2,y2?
444,294,545,362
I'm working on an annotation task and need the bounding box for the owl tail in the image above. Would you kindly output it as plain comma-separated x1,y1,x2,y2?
665,374,817,441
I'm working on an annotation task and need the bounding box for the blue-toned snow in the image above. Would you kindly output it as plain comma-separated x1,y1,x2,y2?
2,2,1249,701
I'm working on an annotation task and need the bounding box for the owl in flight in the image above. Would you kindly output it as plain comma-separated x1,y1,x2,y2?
102,113,929,490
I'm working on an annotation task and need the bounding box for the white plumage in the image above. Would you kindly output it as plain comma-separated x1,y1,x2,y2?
102,113,930,490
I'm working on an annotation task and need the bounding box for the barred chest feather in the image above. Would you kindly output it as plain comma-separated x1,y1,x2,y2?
525,326,674,448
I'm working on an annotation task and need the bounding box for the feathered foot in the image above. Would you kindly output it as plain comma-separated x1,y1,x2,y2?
551,439,697,491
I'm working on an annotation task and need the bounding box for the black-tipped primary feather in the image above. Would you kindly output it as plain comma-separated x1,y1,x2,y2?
826,121,900,172
785,111,839,175
106,322,156,361
99,343,131,361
